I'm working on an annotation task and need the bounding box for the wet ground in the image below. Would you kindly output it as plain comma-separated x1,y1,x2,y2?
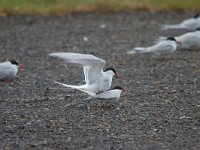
0,11,200,149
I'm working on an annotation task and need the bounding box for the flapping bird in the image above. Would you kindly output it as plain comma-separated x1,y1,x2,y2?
49,52,120,94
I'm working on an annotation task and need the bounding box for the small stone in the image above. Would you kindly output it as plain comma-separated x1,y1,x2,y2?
67,137,72,142
153,128,158,132
100,24,106,28
83,36,88,42
171,90,176,93
44,108,49,112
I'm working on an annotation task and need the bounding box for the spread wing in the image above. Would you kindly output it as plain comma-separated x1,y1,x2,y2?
49,52,106,84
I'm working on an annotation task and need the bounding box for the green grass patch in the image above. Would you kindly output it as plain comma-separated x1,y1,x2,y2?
0,0,200,16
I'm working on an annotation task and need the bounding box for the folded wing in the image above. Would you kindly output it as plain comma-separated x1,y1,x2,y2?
150,41,174,52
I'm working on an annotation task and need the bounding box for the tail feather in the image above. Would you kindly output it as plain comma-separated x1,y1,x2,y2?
127,47,148,54
161,24,183,30
54,81,79,89
54,81,95,96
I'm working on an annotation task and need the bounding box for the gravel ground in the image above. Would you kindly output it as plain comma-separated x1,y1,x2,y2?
0,11,200,149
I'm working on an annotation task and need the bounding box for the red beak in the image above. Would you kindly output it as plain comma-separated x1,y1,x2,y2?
123,88,128,93
176,41,181,45
114,73,120,78
18,64,25,69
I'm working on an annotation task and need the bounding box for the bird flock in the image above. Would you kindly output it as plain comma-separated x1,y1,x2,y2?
128,13,200,57
1,13,200,107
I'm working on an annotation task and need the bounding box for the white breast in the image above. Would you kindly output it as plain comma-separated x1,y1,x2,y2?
0,62,18,80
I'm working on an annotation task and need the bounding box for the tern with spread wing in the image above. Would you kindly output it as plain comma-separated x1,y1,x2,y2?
0,59,24,82
49,52,120,94
156,29,200,51
64,86,128,107
161,13,200,30
127,37,179,57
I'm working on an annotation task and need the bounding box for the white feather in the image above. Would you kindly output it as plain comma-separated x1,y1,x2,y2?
50,52,116,94
156,30,200,50
128,39,177,56
64,89,123,107
161,15,200,30
0,61,18,81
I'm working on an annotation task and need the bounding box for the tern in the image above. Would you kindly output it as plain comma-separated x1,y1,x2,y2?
0,59,24,82
127,37,180,57
156,29,200,51
161,13,200,30
64,86,128,107
49,52,120,94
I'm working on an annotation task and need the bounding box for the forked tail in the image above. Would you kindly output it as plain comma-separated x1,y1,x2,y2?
127,47,148,54
54,81,95,96
54,81,80,89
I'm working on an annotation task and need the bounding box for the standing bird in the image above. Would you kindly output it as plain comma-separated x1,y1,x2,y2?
0,59,24,82
64,86,128,107
49,52,120,94
161,13,200,30
127,37,180,57
156,29,200,51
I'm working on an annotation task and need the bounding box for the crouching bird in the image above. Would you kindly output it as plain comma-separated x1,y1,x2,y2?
0,59,24,83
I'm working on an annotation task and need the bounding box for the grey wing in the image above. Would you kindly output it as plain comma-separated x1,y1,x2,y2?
49,52,106,84
94,91,116,99
179,33,200,49
0,63,13,79
179,32,200,42
83,59,106,84
0,62,11,70
83,66,90,84
183,19,200,29
49,52,105,64
153,42,174,53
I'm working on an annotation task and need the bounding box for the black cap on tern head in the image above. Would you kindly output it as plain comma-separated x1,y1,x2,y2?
167,37,176,41
194,13,200,19
196,28,200,31
104,67,116,74
112,86,124,90
9,59,19,65
112,86,128,93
